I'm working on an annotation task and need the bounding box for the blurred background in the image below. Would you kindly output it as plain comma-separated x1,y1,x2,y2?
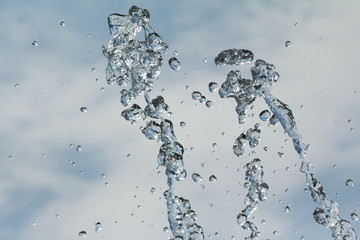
0,0,359,239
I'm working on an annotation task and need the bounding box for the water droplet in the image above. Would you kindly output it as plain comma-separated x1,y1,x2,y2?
199,96,206,103
127,154,132,159
76,145,82,152
259,110,271,121
284,205,290,213
32,41,38,47
206,100,213,108
80,107,87,113
169,57,181,71
95,222,102,232
285,41,291,47
208,82,218,92
209,175,217,182
278,152,284,158
192,91,202,100
295,22,299,27
101,173,106,178
14,83,19,88
273,231,278,235
346,179,355,187
163,226,169,232
180,121,186,128
150,187,156,193
191,173,203,183
351,213,359,221
60,21,65,27
348,119,352,123
78,231,87,237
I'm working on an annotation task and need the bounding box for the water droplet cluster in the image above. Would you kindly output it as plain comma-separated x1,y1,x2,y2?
216,49,357,239
103,6,204,240
236,158,268,239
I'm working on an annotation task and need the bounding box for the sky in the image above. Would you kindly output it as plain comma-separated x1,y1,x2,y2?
0,0,360,239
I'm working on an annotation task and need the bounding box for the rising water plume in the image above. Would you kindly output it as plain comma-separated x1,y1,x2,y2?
214,49,357,239
102,6,204,240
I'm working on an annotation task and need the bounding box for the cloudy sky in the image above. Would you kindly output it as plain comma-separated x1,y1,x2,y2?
0,0,360,239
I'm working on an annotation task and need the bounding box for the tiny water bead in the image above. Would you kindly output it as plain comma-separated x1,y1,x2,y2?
285,40,291,47
346,179,355,187
32,41,38,47
76,145,82,152
284,206,290,213
169,57,181,71
259,110,271,121
192,91,202,100
80,107,87,113
351,213,359,221
208,82,218,92
78,231,87,237
192,173,203,183
60,21,65,27
150,187,156,193
95,222,102,232
205,100,213,108
180,121,186,128
209,175,217,182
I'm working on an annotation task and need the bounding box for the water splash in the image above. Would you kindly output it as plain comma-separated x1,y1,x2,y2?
103,6,204,240
237,158,268,240
215,49,357,239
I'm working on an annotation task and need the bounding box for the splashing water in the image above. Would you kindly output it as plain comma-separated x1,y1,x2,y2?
215,49,357,239
237,158,268,240
103,6,204,240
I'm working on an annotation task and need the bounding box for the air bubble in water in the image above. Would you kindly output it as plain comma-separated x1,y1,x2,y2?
169,57,181,71
192,91,202,100
192,173,203,182
80,107,87,113
346,179,355,187
32,41,38,47
95,222,102,232
209,175,217,182
208,82,218,92
206,100,213,108
60,21,65,27
78,231,87,237
259,110,271,121
285,41,291,47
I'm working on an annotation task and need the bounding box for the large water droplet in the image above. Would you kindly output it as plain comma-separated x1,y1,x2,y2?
208,82,218,92
192,91,202,100
169,57,181,71
191,173,203,183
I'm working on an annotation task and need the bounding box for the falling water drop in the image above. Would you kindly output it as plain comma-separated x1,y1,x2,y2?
351,213,359,221
285,41,291,47
284,206,290,213
95,222,102,232
192,91,202,100
80,107,87,113
206,100,213,108
60,21,65,27
209,175,217,182
208,82,218,92
32,41,38,47
78,231,87,237
150,187,156,194
180,121,186,128
169,57,181,71
76,145,82,152
192,173,203,183
346,179,355,187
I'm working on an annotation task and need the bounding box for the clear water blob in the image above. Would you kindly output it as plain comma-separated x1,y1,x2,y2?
259,110,271,121
192,91,202,100
208,82,218,92
80,107,87,113
214,49,254,66
60,21,65,27
346,179,355,187
180,121,186,128
78,231,87,237
209,175,217,182
205,100,213,108
191,173,203,183
285,41,291,47
76,145,82,152
351,213,359,221
169,57,181,71
32,41,38,47
95,222,102,232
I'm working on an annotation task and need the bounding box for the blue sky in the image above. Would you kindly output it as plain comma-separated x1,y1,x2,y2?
0,0,360,239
